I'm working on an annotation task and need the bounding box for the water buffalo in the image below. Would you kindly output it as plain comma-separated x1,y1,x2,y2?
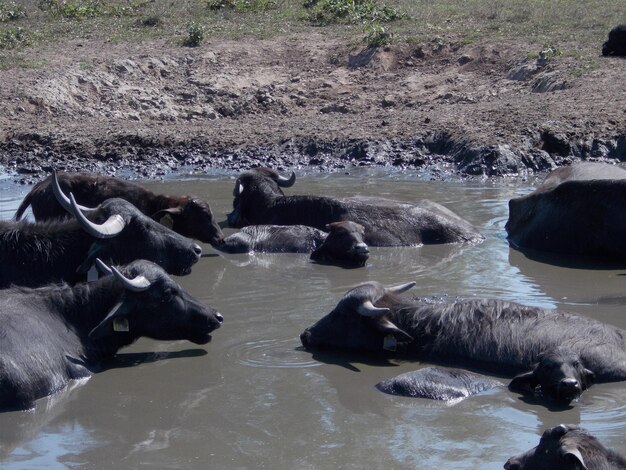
506,162,626,259
504,424,626,469
216,221,369,266
375,367,503,402
0,259,223,411
602,24,626,56
14,171,224,246
300,281,625,403
0,172,202,288
226,167,483,246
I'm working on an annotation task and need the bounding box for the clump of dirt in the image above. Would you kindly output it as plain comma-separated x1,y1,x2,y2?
0,33,624,182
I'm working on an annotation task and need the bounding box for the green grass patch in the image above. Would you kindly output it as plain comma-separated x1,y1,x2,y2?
181,22,204,46
0,1,27,22
305,0,402,26
0,0,622,56
0,26,30,49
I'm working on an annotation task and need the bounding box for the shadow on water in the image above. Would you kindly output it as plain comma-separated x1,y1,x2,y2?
509,244,626,270
303,347,398,372
508,247,626,307
100,348,208,371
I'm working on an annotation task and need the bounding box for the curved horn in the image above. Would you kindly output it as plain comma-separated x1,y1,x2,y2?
276,171,296,187
95,258,113,275
386,281,416,295
110,265,151,292
233,180,243,197
70,193,126,239
52,170,93,213
357,300,390,318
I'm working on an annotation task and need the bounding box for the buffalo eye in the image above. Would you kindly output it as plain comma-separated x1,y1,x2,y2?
573,360,580,367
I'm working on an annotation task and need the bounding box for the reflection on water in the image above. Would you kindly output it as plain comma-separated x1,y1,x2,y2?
0,169,625,469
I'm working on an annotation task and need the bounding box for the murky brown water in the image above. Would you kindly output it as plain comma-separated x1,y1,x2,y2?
1,169,626,469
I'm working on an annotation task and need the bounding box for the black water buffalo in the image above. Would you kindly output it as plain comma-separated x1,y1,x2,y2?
0,173,201,288
14,171,224,246
216,221,369,266
602,24,626,56
505,424,626,469
0,259,223,411
375,367,503,401
300,281,625,403
506,162,626,259
226,167,483,246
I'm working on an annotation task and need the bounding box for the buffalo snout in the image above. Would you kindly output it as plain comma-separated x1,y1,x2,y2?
300,329,313,349
192,243,202,257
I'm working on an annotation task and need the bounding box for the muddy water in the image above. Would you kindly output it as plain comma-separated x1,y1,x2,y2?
1,169,626,469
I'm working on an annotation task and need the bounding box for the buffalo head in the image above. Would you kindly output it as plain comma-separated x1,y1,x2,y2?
91,259,223,345
310,221,369,267
227,167,295,228
504,424,623,469
152,197,224,247
53,171,202,276
509,347,595,404
300,281,415,351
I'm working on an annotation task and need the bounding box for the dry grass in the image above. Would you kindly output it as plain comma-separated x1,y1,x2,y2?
0,0,624,65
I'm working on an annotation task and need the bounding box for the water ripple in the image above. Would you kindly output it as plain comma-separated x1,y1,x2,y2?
231,338,321,369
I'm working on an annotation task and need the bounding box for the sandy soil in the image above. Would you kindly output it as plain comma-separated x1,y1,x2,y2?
1,33,625,182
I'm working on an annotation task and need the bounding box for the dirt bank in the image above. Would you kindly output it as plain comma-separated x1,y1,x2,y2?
1,33,625,182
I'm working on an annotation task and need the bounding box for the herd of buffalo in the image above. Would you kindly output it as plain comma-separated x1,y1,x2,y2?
2,162,626,468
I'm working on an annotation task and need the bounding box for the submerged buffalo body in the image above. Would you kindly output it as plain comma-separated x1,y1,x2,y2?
506,162,626,258
0,173,201,288
0,259,223,411
505,424,626,469
300,282,625,403
216,221,369,266
14,171,224,246
227,168,483,246
375,367,503,401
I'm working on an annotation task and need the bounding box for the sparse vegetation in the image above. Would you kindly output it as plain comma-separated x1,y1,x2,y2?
206,0,277,12
0,0,620,59
0,1,27,22
305,0,402,26
37,0,103,18
0,26,29,49
36,0,151,19
528,43,563,61
182,22,204,47
364,23,392,47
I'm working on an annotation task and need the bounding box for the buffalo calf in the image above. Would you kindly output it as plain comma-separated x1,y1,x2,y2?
217,221,369,267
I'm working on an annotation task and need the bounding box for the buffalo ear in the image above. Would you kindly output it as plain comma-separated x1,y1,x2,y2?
89,300,130,339
375,318,413,343
152,208,182,228
562,447,587,470
509,370,539,393
76,242,106,275
582,368,595,386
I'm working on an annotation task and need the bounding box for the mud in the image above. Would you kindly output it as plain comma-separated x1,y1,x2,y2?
1,34,625,182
